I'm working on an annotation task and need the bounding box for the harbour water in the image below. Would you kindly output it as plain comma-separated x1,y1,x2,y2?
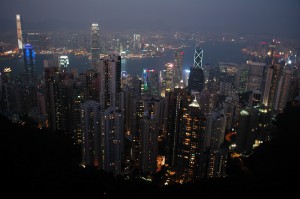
0,41,251,78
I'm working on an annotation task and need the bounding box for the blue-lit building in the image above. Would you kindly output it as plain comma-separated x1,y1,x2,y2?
23,44,36,83
174,51,184,87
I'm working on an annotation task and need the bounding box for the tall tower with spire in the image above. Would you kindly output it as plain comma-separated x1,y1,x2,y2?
187,46,204,94
16,14,24,51
91,23,100,70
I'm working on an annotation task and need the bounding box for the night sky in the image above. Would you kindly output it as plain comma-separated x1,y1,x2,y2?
1,0,300,37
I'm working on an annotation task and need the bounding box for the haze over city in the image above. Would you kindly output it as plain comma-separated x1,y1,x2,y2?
1,1,300,198
1,0,300,37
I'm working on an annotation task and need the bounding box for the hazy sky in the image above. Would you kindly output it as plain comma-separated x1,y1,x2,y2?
1,0,300,37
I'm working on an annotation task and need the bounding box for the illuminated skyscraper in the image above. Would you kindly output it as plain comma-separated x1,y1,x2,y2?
142,69,160,96
132,33,141,53
176,97,206,182
164,63,174,93
183,69,190,87
188,47,204,94
16,14,24,50
91,23,100,70
174,51,184,87
159,70,166,97
59,55,69,72
194,47,203,69
23,44,36,82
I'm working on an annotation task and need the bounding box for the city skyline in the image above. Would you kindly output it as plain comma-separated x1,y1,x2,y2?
0,0,300,38
1,1,300,197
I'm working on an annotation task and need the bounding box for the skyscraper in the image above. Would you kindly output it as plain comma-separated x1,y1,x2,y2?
176,97,206,182
100,108,123,174
188,47,204,94
98,54,122,110
16,14,24,51
235,107,259,154
274,66,292,112
44,60,60,132
262,63,282,110
142,69,160,96
246,61,266,92
183,69,190,87
23,44,36,83
194,47,203,69
80,100,101,167
132,33,141,53
59,55,69,72
174,51,184,87
91,23,100,70
165,87,187,168
139,97,161,173
164,63,174,93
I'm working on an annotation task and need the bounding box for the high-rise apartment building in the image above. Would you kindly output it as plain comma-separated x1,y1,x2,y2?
98,54,122,110
100,108,123,174
165,87,187,168
80,100,101,167
44,60,60,132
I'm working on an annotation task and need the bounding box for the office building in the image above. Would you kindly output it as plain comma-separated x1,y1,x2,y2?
16,14,24,50
174,51,184,87
142,69,160,96
23,44,36,83
91,23,100,70
246,61,266,91
164,63,174,93
176,97,206,182
59,55,69,72
188,47,204,94
262,63,282,111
